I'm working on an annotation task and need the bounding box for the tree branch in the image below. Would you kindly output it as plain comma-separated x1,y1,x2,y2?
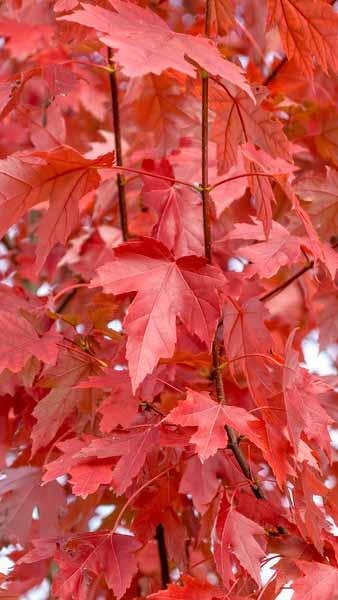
155,524,170,588
200,0,264,500
213,340,264,499
107,49,174,587
108,48,129,241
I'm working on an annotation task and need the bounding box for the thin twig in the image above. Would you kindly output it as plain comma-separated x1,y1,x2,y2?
263,57,287,86
56,286,80,313
260,261,314,302
108,48,129,241
209,171,276,192
111,164,197,190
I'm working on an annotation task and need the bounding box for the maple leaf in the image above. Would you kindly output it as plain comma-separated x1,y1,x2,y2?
166,388,269,462
179,455,224,515
295,167,338,241
267,0,338,78
123,73,200,157
293,462,330,553
0,146,113,271
166,389,228,461
225,218,304,278
315,285,338,349
31,351,99,454
292,560,338,600
0,81,14,119
0,313,59,373
0,17,52,60
290,192,338,278
141,160,204,258
283,331,333,455
240,143,296,236
214,494,266,587
54,0,79,12
44,437,114,498
0,467,65,544
78,426,160,495
61,0,253,97
211,0,235,35
43,437,89,482
211,84,293,174
91,238,225,392
53,532,141,600
211,159,249,217
223,296,279,401
77,370,140,433
149,574,225,599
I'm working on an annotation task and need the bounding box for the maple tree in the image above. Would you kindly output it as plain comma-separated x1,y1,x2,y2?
0,0,337,598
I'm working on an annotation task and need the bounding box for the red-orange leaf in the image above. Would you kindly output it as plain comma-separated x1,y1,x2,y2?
0,146,113,271
267,0,338,78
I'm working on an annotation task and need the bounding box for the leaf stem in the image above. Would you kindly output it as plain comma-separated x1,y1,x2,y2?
110,164,197,190
108,48,129,241
209,171,276,192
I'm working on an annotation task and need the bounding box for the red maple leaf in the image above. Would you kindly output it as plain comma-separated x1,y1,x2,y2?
53,532,141,600
60,0,252,96
91,238,225,391
267,0,338,78
214,492,266,587
0,146,113,270
292,560,338,599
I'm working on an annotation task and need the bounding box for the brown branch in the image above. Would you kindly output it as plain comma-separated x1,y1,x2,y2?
213,342,264,499
56,286,80,313
108,48,173,584
57,50,130,313
155,524,170,587
209,171,276,192
260,261,314,302
200,0,212,261
200,0,264,500
108,48,129,241
263,56,287,86
260,240,337,302
201,70,212,261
